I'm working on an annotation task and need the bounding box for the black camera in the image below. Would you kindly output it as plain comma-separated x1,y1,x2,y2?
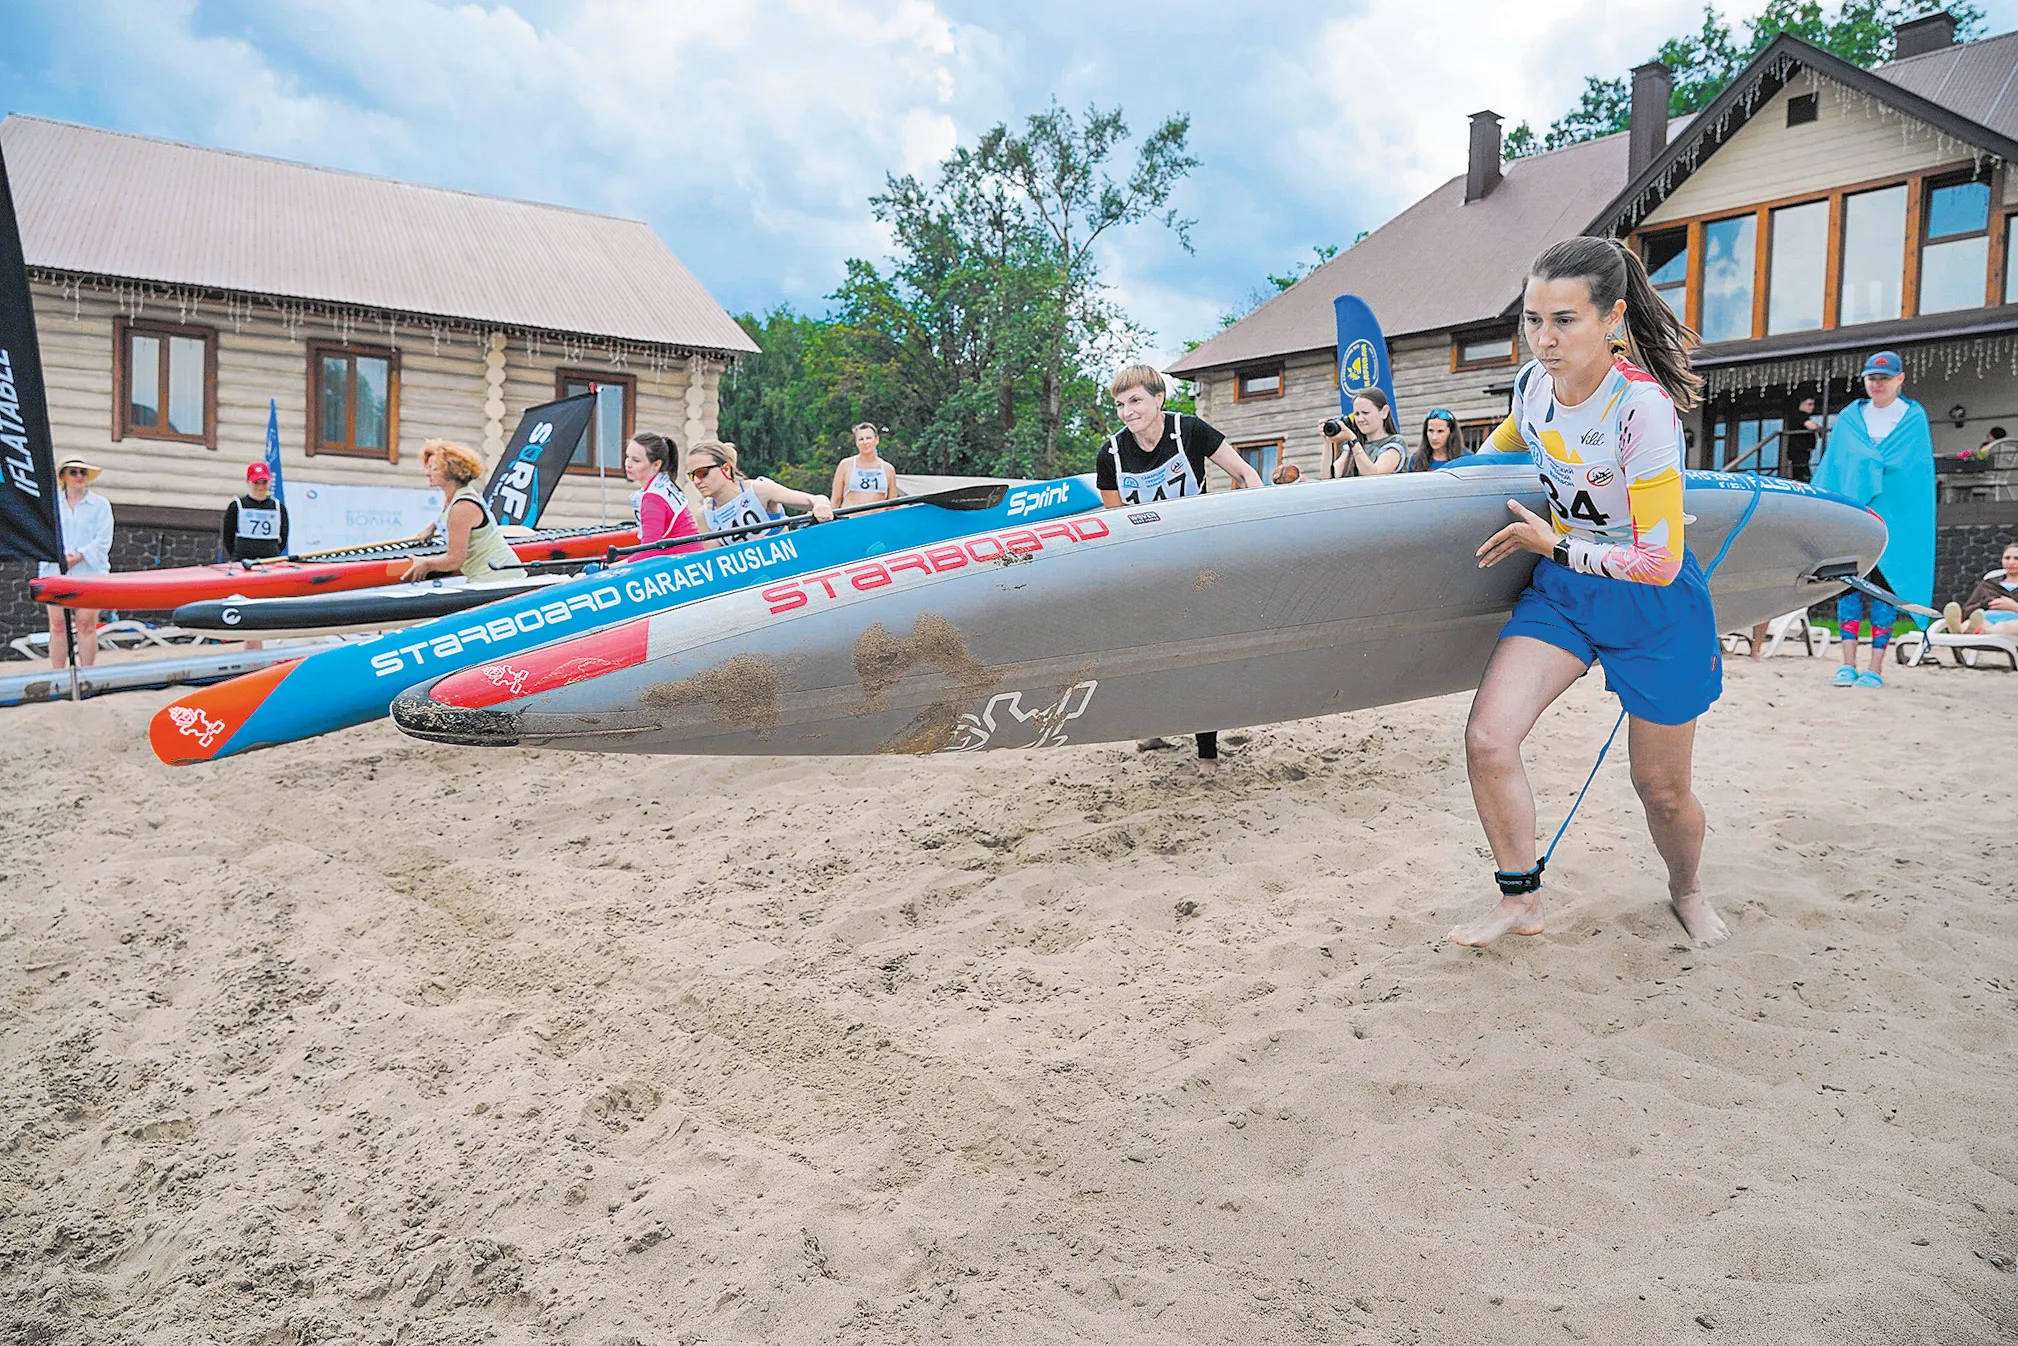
1322,417,1345,437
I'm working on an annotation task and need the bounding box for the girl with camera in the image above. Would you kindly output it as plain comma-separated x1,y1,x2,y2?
1323,390,1407,477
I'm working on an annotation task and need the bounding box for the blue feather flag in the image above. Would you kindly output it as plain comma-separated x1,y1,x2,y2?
262,399,285,507
1332,294,1396,423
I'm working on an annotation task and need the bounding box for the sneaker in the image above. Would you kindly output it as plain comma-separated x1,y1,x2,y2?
1831,665,1858,686
1855,670,1883,688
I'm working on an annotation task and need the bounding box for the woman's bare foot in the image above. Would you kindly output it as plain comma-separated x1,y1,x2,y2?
1447,894,1544,946
1197,757,1218,777
1669,887,1730,947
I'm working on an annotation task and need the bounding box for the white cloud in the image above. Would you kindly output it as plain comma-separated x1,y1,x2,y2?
42,0,1015,309
26,0,1962,357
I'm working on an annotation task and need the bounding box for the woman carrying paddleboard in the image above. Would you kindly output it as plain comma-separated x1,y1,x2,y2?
685,440,833,542
1451,236,1727,950
622,431,703,560
1099,364,1264,776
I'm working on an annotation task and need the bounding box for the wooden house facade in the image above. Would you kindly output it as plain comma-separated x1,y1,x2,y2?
3,115,755,639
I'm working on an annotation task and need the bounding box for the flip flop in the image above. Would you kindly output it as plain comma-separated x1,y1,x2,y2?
1831,665,1858,686
1855,670,1883,688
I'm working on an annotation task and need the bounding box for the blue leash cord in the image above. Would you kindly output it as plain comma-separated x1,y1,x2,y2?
1537,477,1765,870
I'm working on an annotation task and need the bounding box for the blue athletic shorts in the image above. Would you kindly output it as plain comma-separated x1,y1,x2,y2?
1501,549,1722,726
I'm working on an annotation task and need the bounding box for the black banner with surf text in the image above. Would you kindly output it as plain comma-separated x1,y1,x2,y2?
0,139,61,565
482,393,597,530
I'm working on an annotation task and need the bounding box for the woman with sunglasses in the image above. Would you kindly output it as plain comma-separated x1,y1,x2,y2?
1412,410,1466,473
38,457,115,669
621,431,703,559
684,440,833,542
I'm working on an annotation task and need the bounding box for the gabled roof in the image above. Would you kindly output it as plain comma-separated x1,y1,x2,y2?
2,115,758,355
1174,27,2018,379
1166,131,1628,375
1589,31,2018,240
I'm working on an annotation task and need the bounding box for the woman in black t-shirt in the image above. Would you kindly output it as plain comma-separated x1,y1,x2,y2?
1097,364,1263,508
1098,365,1264,775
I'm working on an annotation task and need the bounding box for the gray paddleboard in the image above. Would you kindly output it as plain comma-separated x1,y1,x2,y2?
391,467,1884,755
0,640,343,708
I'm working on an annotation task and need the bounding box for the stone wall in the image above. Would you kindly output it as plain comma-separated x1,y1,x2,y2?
1935,503,2018,605
2,523,220,654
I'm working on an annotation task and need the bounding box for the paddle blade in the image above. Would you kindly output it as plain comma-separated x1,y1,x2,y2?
915,482,1008,511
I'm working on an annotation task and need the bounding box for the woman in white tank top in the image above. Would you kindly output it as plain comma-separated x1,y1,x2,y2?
831,422,902,508
684,440,833,542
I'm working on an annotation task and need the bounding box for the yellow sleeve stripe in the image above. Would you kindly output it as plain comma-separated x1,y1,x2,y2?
1486,415,1524,453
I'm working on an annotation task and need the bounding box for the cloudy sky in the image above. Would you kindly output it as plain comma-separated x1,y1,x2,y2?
9,0,2018,363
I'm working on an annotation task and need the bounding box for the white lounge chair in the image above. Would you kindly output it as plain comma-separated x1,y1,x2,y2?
1895,572,2018,670
1895,620,2017,669
1723,609,1834,658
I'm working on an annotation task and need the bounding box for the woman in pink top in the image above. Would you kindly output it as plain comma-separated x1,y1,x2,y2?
622,432,702,560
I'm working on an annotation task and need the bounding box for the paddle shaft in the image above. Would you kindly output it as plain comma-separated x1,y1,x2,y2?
507,482,1010,572
248,530,433,567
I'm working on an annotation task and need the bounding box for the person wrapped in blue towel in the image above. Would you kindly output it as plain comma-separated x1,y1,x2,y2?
1812,350,1936,689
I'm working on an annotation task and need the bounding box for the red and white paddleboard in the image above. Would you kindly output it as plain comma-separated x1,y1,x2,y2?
28,526,636,610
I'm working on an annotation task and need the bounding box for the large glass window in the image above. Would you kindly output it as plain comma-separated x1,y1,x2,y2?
1767,201,1829,334
310,345,398,459
1643,228,1689,322
1920,178,1990,314
560,371,635,472
1700,214,1757,343
1839,185,1907,325
117,321,213,445
1713,415,1785,473
2007,215,2018,305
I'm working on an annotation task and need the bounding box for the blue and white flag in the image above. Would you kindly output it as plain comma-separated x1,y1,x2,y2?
1333,293,1396,424
263,398,285,507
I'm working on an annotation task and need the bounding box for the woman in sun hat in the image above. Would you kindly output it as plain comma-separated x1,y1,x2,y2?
38,456,115,669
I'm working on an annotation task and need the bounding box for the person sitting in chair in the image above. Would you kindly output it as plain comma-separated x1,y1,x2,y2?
1943,541,2018,635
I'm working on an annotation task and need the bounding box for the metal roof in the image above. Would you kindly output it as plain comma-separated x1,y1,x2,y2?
2,115,757,355
1877,29,2018,139
1172,28,2018,378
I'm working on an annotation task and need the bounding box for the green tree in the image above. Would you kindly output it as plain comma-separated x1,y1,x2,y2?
717,307,855,476
985,102,1201,474
1508,0,1987,158
819,103,1197,478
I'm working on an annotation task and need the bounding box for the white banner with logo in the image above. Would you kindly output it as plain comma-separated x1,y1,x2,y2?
287,482,445,554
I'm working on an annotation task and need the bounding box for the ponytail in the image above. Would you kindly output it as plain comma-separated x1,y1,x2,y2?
632,430,679,477
1528,236,1702,412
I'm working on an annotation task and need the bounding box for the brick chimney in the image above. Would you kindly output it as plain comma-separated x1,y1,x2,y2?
1629,61,1673,180
1894,11,1957,60
1465,110,1502,203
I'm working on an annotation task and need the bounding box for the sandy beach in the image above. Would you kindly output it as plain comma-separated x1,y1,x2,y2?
2,652,2014,1344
